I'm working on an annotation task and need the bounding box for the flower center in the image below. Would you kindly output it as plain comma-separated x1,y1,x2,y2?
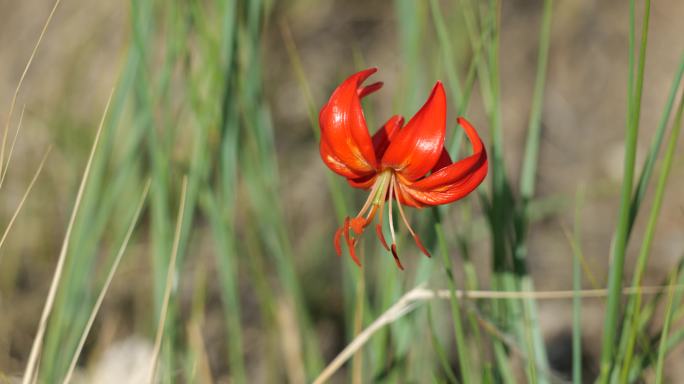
334,169,430,270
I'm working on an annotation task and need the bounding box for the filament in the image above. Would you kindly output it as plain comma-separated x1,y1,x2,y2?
374,199,389,251
387,175,397,246
393,178,431,258
355,177,383,220
387,174,403,269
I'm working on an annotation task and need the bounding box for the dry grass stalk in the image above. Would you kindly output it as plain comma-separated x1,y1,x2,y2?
313,283,684,383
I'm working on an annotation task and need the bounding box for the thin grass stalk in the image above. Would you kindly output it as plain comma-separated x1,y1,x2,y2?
395,0,425,110
147,177,188,384
55,0,157,284
428,0,464,107
21,89,114,384
598,0,650,378
241,112,324,377
0,0,61,189
624,92,684,381
612,53,684,364
41,12,151,375
186,260,213,383
237,4,324,374
519,0,554,199
628,263,684,381
436,219,473,382
514,1,554,381
573,250,583,384
0,147,51,253
279,22,318,134
571,185,586,384
62,181,150,384
242,214,281,379
351,258,366,384
628,51,684,232
654,269,679,384
479,2,518,380
427,3,480,379
427,305,460,383
207,21,246,384
279,23,361,355
129,2,182,381
1,105,26,182
435,1,488,371
633,260,684,339
620,90,683,380
182,4,244,377
203,192,247,383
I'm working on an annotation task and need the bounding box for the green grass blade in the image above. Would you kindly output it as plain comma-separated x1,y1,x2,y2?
626,87,684,381
628,51,684,232
203,192,247,383
62,181,150,384
571,185,586,384
654,270,679,384
427,305,460,383
25,89,114,384
428,0,464,106
598,0,650,379
519,0,553,200
436,218,473,382
514,1,554,381
148,177,189,383
620,87,683,380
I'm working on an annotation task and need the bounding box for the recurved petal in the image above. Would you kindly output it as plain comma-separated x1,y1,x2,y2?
319,68,382,178
381,82,447,181
399,159,487,206
399,117,488,206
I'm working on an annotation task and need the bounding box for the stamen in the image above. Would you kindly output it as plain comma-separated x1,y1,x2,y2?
390,244,404,270
350,200,381,237
387,175,397,246
393,179,431,258
387,175,403,270
349,217,366,235
333,171,396,268
333,224,344,257
343,217,361,266
374,200,390,251
355,177,384,220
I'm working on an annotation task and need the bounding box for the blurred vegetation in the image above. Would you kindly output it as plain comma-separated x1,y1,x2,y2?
1,0,684,383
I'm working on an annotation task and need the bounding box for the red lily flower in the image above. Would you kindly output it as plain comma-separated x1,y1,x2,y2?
319,68,488,269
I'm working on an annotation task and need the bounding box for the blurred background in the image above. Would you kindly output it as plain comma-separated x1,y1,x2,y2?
1,0,683,383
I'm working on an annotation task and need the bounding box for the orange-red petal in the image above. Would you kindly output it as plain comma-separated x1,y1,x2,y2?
372,115,404,159
399,117,488,206
431,147,452,173
346,115,403,189
347,173,377,189
381,82,447,181
319,68,381,179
